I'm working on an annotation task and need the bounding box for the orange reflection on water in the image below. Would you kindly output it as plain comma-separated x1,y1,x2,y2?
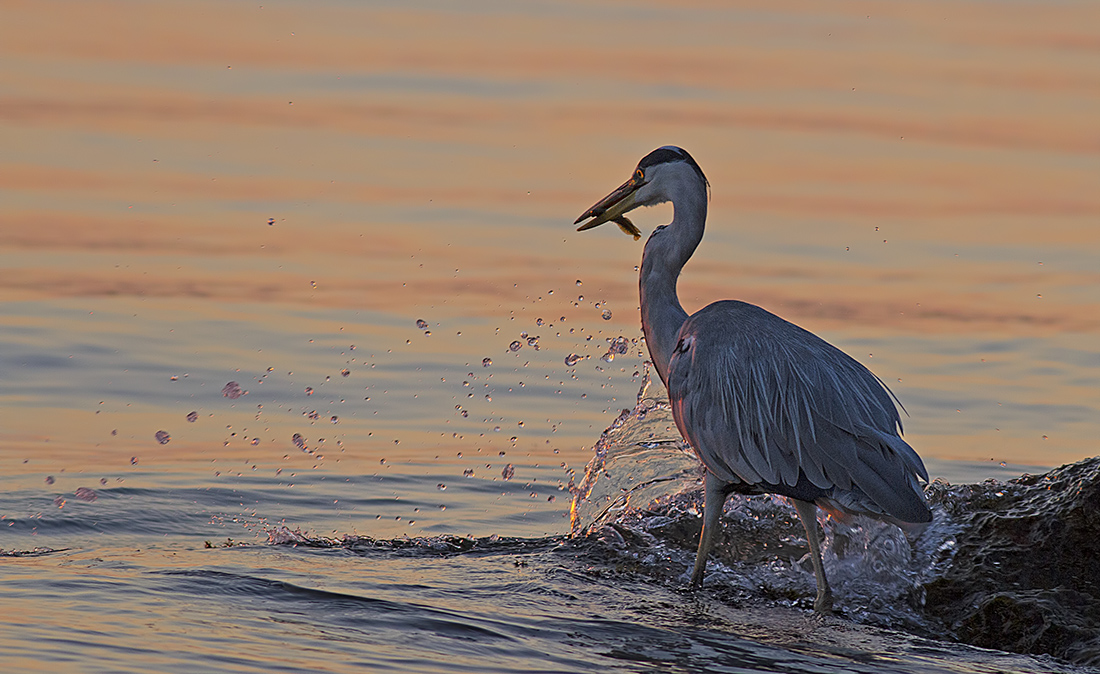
1,0,1097,476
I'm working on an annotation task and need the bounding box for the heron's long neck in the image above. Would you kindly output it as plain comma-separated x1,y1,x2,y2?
640,190,706,386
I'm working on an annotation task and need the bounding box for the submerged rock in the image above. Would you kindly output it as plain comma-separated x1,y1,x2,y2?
570,369,1100,666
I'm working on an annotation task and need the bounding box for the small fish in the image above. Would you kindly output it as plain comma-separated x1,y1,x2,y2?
612,216,641,240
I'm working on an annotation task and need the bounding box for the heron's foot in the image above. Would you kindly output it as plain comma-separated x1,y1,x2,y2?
813,589,834,614
688,569,705,591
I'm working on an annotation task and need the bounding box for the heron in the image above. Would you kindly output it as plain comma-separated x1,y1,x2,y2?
574,146,931,612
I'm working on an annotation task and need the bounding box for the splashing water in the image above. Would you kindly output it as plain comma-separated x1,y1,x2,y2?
569,369,965,629
609,336,629,354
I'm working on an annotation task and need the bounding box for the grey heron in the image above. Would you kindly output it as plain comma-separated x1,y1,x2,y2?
574,146,931,612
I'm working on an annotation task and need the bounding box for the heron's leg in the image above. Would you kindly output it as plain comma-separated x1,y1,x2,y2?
792,499,833,613
690,471,729,588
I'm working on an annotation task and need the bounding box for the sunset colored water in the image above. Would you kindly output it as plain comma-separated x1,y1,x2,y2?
1,1,1098,672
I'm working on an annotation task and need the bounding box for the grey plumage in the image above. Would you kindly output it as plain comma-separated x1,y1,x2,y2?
668,301,929,522
575,145,931,612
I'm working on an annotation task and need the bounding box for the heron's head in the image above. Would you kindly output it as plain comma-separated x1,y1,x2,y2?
574,146,709,239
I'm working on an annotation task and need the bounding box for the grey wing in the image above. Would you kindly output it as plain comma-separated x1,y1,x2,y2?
666,301,930,523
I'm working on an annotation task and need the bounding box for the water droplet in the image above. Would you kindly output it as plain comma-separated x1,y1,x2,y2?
250,438,260,446
547,495,556,503
460,410,468,418
509,436,518,443
526,337,539,348
576,280,582,286
308,410,319,420
130,456,138,465
155,430,170,445
305,386,314,396
74,487,97,502
292,433,306,450
502,464,515,480
564,354,581,366
600,352,615,363
416,319,428,329
330,416,338,424
310,280,317,288
222,381,244,399
186,411,198,423
341,368,350,377
45,476,55,485
463,468,475,478
509,340,522,352
437,483,447,490
536,318,544,326
601,309,612,320
267,217,275,225
482,357,492,367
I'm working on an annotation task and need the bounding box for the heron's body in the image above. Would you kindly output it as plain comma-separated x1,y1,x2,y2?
576,146,931,611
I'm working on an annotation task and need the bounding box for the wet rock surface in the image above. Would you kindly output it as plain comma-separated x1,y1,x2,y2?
923,457,1100,665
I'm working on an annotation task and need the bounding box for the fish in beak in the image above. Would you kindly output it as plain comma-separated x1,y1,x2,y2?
574,175,643,240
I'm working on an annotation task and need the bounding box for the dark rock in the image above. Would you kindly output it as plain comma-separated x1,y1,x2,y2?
922,456,1100,665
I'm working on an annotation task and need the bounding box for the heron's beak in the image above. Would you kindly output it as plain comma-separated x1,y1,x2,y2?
574,176,643,240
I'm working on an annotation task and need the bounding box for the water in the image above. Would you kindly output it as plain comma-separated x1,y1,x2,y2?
2,0,1099,671
0,466,1088,673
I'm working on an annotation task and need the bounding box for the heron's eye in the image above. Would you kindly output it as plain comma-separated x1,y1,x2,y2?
635,169,644,182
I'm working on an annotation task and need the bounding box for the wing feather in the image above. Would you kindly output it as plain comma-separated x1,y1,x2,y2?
667,300,930,523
